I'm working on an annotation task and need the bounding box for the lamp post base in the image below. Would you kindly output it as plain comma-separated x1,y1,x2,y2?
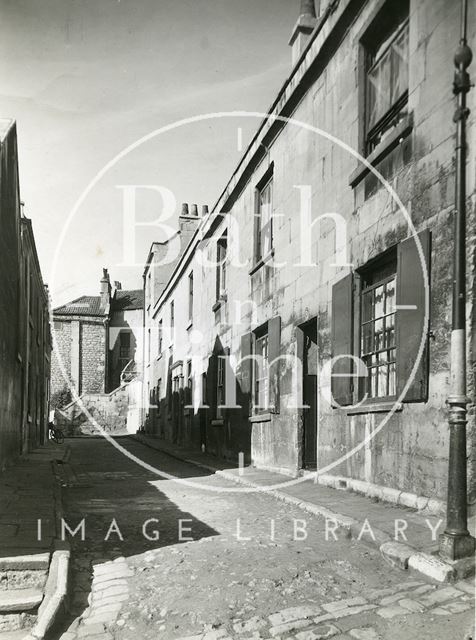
439,531,475,561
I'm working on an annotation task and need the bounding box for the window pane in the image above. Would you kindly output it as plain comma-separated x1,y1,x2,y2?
366,21,409,133
362,290,374,323
385,280,395,313
374,285,385,318
367,46,391,130
362,321,374,355
384,314,395,348
374,318,384,351
258,181,273,259
388,361,396,396
370,367,377,397
391,26,409,103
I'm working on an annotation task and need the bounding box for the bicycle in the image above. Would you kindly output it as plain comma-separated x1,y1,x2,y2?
48,423,65,445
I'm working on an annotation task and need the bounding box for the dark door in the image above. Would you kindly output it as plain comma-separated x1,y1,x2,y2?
200,373,207,451
300,321,318,470
303,373,317,468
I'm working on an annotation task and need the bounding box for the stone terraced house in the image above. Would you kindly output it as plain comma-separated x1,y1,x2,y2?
0,119,52,468
141,0,476,505
51,269,144,400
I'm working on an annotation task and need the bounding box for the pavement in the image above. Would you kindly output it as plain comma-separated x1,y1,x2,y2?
45,436,474,640
131,434,471,556
0,443,68,559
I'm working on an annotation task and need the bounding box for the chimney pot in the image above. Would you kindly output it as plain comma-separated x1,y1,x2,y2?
289,0,317,66
190,204,198,216
181,203,189,216
201,205,209,217
100,268,111,308
300,0,316,18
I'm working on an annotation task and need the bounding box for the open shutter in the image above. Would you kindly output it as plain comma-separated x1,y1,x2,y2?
331,272,354,406
268,316,281,413
239,332,253,416
396,229,431,402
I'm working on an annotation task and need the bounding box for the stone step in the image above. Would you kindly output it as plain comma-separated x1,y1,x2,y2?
0,589,43,613
0,554,49,572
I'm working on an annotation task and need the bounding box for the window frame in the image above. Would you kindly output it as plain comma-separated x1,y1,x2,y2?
170,300,175,339
252,325,270,414
359,0,410,156
358,255,397,403
254,166,274,266
216,232,228,302
158,319,163,355
188,272,194,323
216,355,225,419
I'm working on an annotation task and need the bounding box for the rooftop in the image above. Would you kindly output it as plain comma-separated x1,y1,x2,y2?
112,289,144,311
54,296,104,317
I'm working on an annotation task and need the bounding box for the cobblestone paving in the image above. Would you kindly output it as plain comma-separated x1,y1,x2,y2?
53,438,475,640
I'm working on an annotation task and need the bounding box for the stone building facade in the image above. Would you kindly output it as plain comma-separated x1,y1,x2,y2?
0,119,52,469
142,0,476,503
51,269,144,402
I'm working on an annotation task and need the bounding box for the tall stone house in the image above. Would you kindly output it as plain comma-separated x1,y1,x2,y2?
142,0,476,505
51,269,144,402
0,119,52,469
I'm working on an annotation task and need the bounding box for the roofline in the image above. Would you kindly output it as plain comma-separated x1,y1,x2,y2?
208,0,337,216
150,0,355,315
21,216,49,303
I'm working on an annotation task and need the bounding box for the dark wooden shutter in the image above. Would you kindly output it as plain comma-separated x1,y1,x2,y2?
268,316,281,413
206,354,218,416
396,229,431,402
331,272,354,406
239,332,253,416
295,326,305,409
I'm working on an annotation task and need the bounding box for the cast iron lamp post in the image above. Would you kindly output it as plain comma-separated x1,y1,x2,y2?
439,0,475,561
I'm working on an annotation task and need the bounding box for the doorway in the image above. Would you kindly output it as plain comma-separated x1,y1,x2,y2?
300,320,318,469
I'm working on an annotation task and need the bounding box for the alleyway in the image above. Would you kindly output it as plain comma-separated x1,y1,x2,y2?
54,438,474,640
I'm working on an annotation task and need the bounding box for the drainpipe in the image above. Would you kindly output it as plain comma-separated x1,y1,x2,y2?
439,0,475,561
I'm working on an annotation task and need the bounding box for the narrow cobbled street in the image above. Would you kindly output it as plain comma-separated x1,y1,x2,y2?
54,438,474,640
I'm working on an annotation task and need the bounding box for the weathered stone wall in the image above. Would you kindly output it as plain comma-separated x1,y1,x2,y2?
51,319,72,396
0,121,22,469
55,384,130,436
81,321,106,394
51,316,106,398
143,0,476,499
0,121,51,468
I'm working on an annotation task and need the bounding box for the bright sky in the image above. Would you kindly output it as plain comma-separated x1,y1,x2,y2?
1,0,298,306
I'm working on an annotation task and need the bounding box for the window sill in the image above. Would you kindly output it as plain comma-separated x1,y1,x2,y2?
186,321,193,331
346,401,403,416
349,113,413,188
212,299,225,313
249,248,275,276
211,419,225,426
249,412,272,423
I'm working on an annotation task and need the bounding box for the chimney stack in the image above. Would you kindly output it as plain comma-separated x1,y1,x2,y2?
100,268,111,310
289,0,317,66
